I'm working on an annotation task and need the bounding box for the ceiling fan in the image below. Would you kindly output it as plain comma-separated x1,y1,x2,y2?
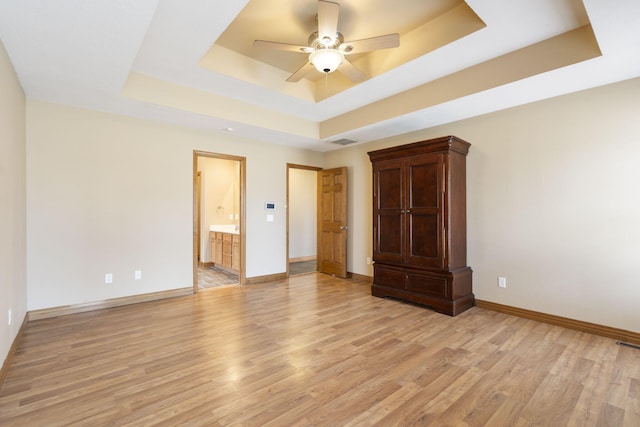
253,0,400,83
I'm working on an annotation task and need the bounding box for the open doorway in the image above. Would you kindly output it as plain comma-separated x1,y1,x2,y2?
193,151,246,291
287,164,321,276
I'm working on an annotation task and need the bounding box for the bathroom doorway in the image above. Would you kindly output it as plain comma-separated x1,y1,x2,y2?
193,151,246,291
287,164,321,276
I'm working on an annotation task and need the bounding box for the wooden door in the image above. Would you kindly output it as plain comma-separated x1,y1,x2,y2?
405,154,445,269
372,158,405,265
317,167,348,278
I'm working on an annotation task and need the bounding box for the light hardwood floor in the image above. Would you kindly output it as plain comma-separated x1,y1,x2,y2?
0,273,638,426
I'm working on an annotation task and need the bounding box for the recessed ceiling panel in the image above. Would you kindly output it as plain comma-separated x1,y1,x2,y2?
200,0,485,101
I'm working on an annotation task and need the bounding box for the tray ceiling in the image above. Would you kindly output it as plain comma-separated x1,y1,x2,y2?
0,0,638,151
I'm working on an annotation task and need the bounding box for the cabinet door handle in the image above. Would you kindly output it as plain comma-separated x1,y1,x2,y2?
340,225,349,230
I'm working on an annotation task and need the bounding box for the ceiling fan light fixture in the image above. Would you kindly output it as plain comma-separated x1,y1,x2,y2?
310,49,344,74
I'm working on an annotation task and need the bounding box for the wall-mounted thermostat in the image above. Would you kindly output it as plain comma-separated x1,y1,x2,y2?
265,202,276,211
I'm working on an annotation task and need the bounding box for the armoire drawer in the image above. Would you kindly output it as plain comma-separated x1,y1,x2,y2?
373,265,405,290
406,273,447,298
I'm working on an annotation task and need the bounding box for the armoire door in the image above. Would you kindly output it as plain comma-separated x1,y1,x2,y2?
405,154,445,269
373,158,405,265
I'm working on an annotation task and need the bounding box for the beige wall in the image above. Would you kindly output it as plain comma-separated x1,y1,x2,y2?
0,39,27,367
20,71,640,333
325,77,640,333
26,100,324,310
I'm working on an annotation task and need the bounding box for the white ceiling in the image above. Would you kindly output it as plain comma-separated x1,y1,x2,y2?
0,0,639,152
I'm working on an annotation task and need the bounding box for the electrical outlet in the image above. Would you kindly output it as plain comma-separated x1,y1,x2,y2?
7,309,11,326
498,276,507,288
134,270,142,280
105,273,113,284
366,257,372,265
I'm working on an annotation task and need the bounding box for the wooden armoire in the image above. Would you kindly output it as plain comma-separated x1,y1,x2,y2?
368,136,473,316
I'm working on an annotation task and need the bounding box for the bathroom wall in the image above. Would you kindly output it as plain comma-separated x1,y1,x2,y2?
198,156,240,262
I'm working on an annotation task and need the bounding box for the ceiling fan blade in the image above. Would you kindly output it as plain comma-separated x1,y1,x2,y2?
339,59,365,83
254,40,310,53
287,61,316,82
341,33,400,54
317,0,340,45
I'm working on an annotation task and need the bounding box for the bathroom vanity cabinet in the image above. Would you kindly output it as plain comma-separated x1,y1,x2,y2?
210,230,240,274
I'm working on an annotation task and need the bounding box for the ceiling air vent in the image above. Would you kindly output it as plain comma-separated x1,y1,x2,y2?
329,138,358,146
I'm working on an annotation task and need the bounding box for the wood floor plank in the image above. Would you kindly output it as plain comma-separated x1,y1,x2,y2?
0,273,638,426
